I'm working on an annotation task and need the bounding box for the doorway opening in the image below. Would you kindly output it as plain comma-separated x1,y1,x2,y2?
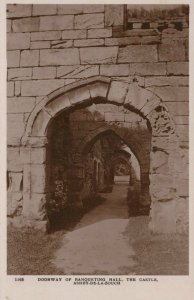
46,102,151,230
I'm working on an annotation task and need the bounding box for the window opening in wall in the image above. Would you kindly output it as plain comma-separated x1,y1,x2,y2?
141,22,150,29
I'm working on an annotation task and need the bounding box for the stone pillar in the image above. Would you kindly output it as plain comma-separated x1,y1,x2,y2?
140,172,151,206
21,144,48,230
67,151,85,213
7,172,23,217
148,136,177,233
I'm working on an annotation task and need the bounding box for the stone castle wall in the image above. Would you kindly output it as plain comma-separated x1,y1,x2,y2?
7,4,189,233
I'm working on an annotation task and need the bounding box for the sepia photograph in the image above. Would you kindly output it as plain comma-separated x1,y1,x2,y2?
6,3,189,278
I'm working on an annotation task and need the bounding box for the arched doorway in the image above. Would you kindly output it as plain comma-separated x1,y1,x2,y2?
21,76,182,233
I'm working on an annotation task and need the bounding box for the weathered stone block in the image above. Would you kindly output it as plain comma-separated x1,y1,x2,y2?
15,81,21,97
129,63,166,76
105,37,140,46
31,148,46,164
7,51,20,68
40,49,80,66
31,31,61,41
167,62,189,75
45,94,71,117
7,114,25,137
51,40,73,49
141,96,161,116
22,137,48,148
21,79,64,96
113,28,158,38
174,116,189,125
29,193,47,220
169,150,188,175
7,19,11,32
89,82,109,99
57,65,99,78
105,5,124,26
7,97,36,113
33,4,57,16
176,178,189,197
57,4,104,15
67,86,91,105
33,67,56,79
105,36,160,46
75,13,104,29
62,30,86,40
7,137,22,147
149,200,176,233
8,68,32,81
118,45,157,63
7,191,22,217
30,41,50,49
159,43,185,61
145,76,188,87
124,112,141,123
20,50,39,67
74,39,104,47
166,102,189,116
7,147,20,161
82,5,104,13
57,4,83,15
7,33,30,50
176,197,189,234
12,17,40,32
148,86,189,103
7,4,32,18
40,15,74,31
19,147,31,164
7,148,20,171
113,33,157,44
151,150,169,174
107,81,128,104
100,64,129,76
124,82,151,111
88,28,112,38
7,81,14,97
22,165,31,195
176,125,189,142
80,46,118,64
150,174,174,200
141,35,161,44
105,113,124,122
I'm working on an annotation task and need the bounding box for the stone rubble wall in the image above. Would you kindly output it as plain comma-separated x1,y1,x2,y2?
7,4,189,233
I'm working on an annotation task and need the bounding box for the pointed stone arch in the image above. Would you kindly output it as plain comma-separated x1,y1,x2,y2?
22,76,175,145
20,76,182,233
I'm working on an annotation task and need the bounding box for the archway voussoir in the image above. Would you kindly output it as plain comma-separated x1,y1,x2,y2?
124,82,151,112
66,85,91,105
89,81,109,99
107,80,128,104
45,94,71,117
140,96,161,117
31,109,52,137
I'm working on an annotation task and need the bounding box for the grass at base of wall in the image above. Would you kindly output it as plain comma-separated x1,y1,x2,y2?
7,225,64,275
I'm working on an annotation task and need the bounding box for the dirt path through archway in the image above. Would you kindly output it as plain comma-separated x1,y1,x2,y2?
51,184,138,275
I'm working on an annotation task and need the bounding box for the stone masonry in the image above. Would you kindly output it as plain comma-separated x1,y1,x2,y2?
7,4,189,233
